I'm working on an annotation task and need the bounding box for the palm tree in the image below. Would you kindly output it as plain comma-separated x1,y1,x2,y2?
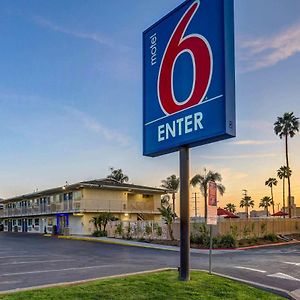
240,196,254,219
274,112,299,218
107,167,129,183
265,178,277,214
259,196,272,217
225,203,236,213
277,166,292,218
161,175,180,213
158,205,177,240
190,169,225,220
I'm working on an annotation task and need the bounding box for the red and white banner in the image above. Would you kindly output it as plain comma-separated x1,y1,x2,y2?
207,181,217,225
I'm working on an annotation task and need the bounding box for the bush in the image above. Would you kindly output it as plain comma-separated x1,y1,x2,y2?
92,230,107,237
263,234,278,242
154,224,162,237
218,234,237,248
115,223,123,237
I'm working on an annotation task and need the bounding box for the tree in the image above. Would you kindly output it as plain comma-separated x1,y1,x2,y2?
107,167,129,183
277,166,292,218
259,196,272,217
158,205,177,241
160,175,180,213
265,178,277,214
89,213,117,233
190,169,225,220
225,203,236,213
274,112,299,218
240,196,254,219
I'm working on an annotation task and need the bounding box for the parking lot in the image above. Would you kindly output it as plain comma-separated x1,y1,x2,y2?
0,233,299,296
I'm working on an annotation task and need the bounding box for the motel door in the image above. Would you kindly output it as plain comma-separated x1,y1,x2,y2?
8,220,12,232
56,214,69,234
21,219,28,232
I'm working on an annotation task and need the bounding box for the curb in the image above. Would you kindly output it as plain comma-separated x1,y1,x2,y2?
236,240,300,250
0,268,292,299
54,235,300,252
196,269,296,300
55,236,179,251
0,268,171,295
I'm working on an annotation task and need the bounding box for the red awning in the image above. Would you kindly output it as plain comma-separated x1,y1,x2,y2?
272,211,288,217
217,207,239,218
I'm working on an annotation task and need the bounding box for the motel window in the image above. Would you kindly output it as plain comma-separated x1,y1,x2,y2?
17,219,22,226
73,191,82,201
34,218,39,226
28,219,33,226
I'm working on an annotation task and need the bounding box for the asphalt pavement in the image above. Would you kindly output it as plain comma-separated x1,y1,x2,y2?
0,232,299,297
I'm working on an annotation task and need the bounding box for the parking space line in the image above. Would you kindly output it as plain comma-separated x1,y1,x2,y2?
0,255,47,259
0,259,75,265
0,264,118,276
0,281,20,285
234,266,267,273
267,273,300,282
283,262,300,266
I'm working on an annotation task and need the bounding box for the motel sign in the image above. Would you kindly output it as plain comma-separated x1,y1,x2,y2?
143,0,235,157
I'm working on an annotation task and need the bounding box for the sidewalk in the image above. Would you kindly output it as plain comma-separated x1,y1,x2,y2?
57,235,241,254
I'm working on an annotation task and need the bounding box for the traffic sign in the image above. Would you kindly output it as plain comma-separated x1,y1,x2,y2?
143,0,235,157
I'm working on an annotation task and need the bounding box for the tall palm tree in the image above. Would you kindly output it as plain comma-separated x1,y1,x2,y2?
225,203,236,213
277,166,292,218
259,196,272,217
274,112,299,218
190,169,225,220
240,196,254,219
107,168,129,183
160,175,180,213
265,178,277,214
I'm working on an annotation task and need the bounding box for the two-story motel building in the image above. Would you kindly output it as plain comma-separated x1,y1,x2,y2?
0,179,167,235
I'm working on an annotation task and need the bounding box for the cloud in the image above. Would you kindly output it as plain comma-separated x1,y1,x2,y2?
32,16,114,48
66,107,132,146
197,153,277,160
238,22,300,72
232,140,277,146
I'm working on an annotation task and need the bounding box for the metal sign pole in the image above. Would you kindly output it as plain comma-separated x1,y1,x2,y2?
179,146,190,281
209,224,213,274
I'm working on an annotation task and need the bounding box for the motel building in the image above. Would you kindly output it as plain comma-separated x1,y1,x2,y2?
0,179,167,235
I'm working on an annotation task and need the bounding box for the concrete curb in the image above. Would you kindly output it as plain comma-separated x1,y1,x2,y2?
205,270,296,300
56,236,178,251
236,240,300,250
0,267,292,299
55,235,300,253
0,268,171,295
55,236,242,254
186,268,296,299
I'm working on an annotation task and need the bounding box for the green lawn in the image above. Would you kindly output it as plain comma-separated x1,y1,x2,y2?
0,270,284,300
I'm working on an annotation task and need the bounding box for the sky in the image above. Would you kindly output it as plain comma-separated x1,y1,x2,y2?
0,0,299,214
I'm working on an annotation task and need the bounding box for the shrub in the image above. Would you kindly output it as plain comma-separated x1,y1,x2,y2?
154,224,162,237
145,223,153,236
92,230,107,237
126,223,132,240
218,234,237,248
115,222,123,237
263,234,278,242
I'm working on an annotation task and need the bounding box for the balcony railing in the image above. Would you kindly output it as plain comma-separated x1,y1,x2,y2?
0,199,159,218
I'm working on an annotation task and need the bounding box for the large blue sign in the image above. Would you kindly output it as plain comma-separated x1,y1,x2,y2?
143,0,235,157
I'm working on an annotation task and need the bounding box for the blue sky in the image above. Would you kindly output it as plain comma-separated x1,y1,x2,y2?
0,0,299,211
